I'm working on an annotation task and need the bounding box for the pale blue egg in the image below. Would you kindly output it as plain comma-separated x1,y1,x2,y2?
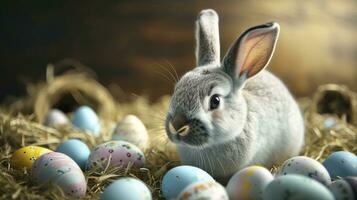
161,165,214,199
263,174,334,200
100,177,152,200
323,151,357,179
72,106,101,136
323,117,337,129
56,139,90,170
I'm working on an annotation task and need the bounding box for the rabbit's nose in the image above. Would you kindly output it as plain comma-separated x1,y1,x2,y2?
170,112,190,136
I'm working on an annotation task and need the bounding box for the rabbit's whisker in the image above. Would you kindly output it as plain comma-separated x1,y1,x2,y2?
153,70,175,86
164,59,179,82
156,62,178,83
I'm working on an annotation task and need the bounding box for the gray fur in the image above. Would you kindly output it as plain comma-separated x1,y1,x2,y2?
196,9,220,66
165,9,304,184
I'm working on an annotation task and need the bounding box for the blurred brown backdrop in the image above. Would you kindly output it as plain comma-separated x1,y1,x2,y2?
0,0,356,102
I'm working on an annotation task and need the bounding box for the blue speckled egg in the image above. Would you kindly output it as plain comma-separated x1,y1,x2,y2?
276,156,331,185
56,139,90,170
32,152,87,197
161,165,214,199
226,165,274,200
263,174,334,200
323,151,357,179
328,179,355,200
100,177,152,200
72,106,101,136
44,109,69,127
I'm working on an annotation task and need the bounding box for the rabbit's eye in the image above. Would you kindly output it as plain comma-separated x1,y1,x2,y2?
210,94,220,110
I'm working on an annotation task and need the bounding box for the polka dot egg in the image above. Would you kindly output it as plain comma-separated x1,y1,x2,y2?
86,140,145,171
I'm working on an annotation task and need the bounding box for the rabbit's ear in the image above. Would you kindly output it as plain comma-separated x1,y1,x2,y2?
195,9,220,66
222,22,280,83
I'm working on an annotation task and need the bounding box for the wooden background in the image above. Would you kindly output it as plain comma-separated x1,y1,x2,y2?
0,0,356,102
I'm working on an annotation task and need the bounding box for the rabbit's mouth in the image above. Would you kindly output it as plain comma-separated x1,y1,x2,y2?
165,116,209,146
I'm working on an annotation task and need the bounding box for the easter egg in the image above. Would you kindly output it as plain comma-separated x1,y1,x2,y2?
161,165,214,199
112,115,149,150
11,146,52,169
226,165,274,200
344,176,357,197
323,117,337,129
323,151,357,179
44,109,69,127
276,156,331,185
177,181,228,200
72,106,101,136
263,174,334,200
86,140,145,171
32,152,86,197
328,179,355,200
100,177,152,200
56,139,90,170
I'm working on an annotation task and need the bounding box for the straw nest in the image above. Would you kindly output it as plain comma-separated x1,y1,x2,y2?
0,66,356,200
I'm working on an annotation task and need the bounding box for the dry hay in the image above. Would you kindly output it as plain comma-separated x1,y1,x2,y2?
0,67,356,200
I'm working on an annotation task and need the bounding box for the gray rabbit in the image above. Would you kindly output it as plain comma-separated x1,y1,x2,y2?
165,9,304,183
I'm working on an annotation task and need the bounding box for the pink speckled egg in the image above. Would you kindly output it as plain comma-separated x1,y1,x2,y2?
31,152,86,197
86,140,145,171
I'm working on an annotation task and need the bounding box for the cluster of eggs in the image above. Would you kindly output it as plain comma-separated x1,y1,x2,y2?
160,152,356,200
44,106,149,149
11,106,152,199
10,106,357,199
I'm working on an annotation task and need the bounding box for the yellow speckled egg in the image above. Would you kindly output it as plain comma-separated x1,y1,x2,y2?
11,146,52,169
226,165,274,200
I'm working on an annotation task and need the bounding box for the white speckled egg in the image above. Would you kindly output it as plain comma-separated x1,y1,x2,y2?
44,109,69,127
177,181,228,200
86,140,145,171
226,165,274,200
276,156,331,185
112,115,149,150
263,174,334,200
32,152,86,197
328,179,355,200
72,106,101,136
100,177,152,200
161,165,215,199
